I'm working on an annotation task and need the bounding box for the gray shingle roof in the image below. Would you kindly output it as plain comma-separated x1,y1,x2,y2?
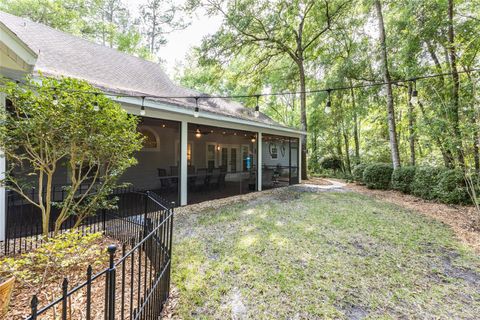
0,11,288,127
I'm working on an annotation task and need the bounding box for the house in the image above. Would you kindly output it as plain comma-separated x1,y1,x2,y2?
0,11,304,240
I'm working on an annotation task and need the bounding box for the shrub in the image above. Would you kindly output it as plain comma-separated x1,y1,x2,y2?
391,166,416,193
319,155,343,172
352,163,368,183
0,230,105,284
434,169,471,204
411,166,446,200
362,163,393,189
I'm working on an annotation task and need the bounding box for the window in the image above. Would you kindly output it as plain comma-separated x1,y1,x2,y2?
138,126,159,151
187,143,192,166
206,144,216,170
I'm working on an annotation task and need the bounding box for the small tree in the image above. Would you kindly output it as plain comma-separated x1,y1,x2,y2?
0,76,143,237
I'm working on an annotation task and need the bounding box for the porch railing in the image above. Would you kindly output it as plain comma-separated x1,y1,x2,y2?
26,191,174,320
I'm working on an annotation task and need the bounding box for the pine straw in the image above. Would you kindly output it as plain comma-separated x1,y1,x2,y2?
4,236,122,319
344,182,480,253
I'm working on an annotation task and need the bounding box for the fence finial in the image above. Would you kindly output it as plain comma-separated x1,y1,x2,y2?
107,244,117,268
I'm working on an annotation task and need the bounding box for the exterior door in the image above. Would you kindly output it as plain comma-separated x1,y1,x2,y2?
220,146,240,172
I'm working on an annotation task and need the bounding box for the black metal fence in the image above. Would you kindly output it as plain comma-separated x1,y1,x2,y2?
1,186,170,255
26,191,174,320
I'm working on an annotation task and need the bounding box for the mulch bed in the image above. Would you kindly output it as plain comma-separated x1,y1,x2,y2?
345,181,480,253
3,236,122,319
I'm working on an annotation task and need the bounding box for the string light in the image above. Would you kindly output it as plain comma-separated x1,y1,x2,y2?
3,68,480,114
194,98,199,118
411,80,419,106
254,95,260,117
140,96,146,116
52,90,58,106
93,93,99,111
325,90,332,114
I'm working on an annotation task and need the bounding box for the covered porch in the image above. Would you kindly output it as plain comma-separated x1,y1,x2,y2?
117,114,302,206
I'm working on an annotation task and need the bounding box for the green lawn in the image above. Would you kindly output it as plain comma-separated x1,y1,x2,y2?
171,188,480,319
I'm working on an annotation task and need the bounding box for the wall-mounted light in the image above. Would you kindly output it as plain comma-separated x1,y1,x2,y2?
217,145,221,151
194,97,199,118
140,96,146,116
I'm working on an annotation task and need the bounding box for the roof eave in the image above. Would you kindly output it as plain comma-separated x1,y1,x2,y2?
112,95,306,136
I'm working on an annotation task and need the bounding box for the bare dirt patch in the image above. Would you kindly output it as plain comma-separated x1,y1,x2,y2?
302,177,333,186
346,182,480,253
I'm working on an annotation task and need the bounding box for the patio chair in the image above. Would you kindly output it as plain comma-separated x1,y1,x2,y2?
192,168,208,190
158,168,172,190
170,166,178,176
208,168,221,188
262,169,275,188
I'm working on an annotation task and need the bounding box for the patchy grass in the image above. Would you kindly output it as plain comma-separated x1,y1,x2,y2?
171,189,480,319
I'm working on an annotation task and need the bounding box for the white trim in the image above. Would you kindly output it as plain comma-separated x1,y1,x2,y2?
0,22,38,66
298,138,302,183
257,132,262,191
0,93,5,241
180,121,188,206
113,96,305,137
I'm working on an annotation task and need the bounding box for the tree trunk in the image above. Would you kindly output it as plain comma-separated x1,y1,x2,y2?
350,82,360,164
375,0,401,168
298,58,308,179
448,0,465,167
343,125,351,174
408,83,416,166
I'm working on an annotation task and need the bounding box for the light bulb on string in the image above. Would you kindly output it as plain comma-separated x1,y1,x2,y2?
254,95,260,117
93,93,99,111
411,80,419,106
194,98,199,118
325,90,332,114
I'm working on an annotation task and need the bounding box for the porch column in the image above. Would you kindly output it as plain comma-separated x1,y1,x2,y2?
257,132,262,191
180,121,188,206
0,93,6,241
298,136,302,183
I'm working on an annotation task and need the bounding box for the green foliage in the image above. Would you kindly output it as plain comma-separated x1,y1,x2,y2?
411,166,447,200
391,166,416,193
319,155,343,171
362,163,393,190
0,230,106,284
352,163,368,183
0,76,143,235
434,169,471,205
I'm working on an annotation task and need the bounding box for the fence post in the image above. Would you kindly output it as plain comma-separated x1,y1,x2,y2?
61,278,68,320
102,209,106,233
143,192,149,237
106,244,117,320
30,295,38,320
